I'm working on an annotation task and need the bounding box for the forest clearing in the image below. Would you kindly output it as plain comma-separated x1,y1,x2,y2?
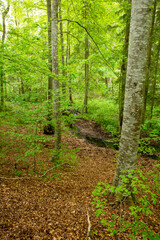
0,0,160,239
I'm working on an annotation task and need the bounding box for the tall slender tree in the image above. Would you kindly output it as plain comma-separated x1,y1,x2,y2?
118,0,131,132
150,39,160,120
59,0,66,97
0,2,10,108
46,0,52,102
142,0,157,124
51,0,61,161
113,0,153,193
82,1,90,114
66,21,73,104
44,0,55,135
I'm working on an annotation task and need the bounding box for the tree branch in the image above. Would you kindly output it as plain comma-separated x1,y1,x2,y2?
58,18,119,77
39,162,69,178
0,176,30,180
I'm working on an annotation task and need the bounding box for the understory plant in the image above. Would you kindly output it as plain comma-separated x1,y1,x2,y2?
138,137,156,156
92,169,160,239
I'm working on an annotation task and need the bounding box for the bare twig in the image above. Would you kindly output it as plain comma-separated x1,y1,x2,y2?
39,162,68,178
58,18,119,77
0,177,30,180
87,210,92,239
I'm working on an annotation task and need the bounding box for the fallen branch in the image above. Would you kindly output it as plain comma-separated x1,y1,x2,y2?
87,210,92,240
39,162,69,178
0,177,30,180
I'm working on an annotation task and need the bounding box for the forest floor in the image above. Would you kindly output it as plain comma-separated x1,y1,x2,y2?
0,118,160,240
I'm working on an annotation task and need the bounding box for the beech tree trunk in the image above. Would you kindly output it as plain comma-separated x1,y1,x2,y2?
51,0,61,161
82,2,89,115
1,4,10,108
142,0,157,124
150,40,160,120
66,23,73,104
59,0,66,96
82,34,89,114
46,0,52,101
66,1,73,104
113,0,153,189
44,0,55,135
118,0,131,132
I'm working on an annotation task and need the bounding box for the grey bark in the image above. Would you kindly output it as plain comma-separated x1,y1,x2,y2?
150,40,160,119
66,1,73,104
113,0,153,189
59,0,66,96
66,24,73,104
46,0,53,101
1,4,10,107
118,0,131,132
82,34,89,114
142,0,157,124
44,0,54,135
82,3,89,115
51,0,61,161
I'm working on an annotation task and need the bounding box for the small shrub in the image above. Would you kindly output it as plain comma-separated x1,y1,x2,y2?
92,169,160,239
138,138,156,156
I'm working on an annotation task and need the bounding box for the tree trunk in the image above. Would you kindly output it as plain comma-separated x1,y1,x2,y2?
113,0,153,191
66,2,73,104
51,0,61,161
82,34,89,114
1,5,10,108
118,0,131,132
44,0,54,135
59,0,66,96
142,0,157,124
82,3,89,115
150,40,160,120
46,0,53,101
66,28,73,104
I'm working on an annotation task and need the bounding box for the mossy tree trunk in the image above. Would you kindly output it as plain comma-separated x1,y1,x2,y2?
113,0,153,191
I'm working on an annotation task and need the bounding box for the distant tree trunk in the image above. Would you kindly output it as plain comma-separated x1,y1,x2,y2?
142,0,157,124
51,0,61,161
82,3,89,115
66,3,73,104
66,27,73,104
82,34,89,114
46,0,52,101
1,4,10,108
150,40,160,120
105,77,108,88
4,81,7,99
113,0,153,192
44,0,54,135
118,0,131,132
21,78,25,95
59,0,66,96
